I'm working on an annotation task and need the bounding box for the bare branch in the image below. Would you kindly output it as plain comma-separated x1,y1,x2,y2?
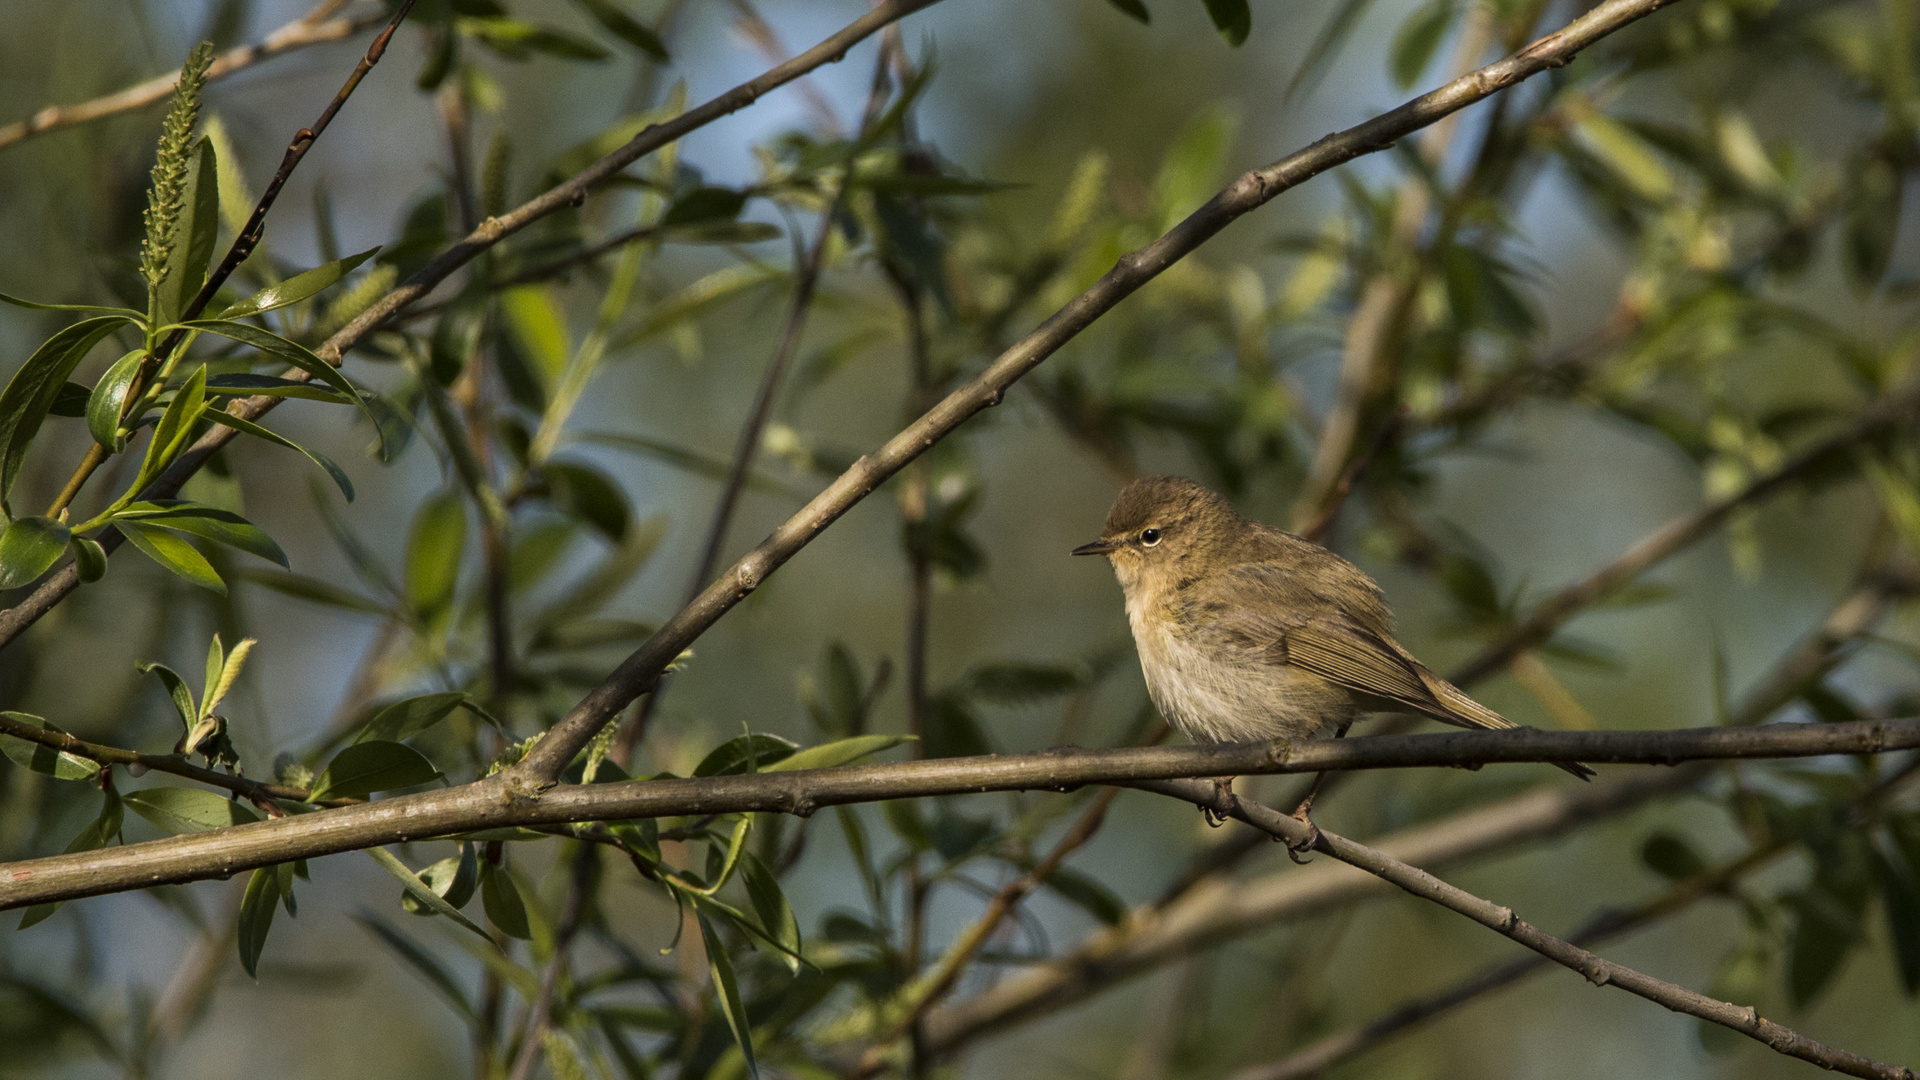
3,719,1916,912
0,2,384,152
1136,777,1916,1080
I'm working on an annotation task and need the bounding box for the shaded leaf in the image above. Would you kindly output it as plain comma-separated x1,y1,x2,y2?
400,845,479,915
234,568,384,613
1043,865,1126,925
0,316,131,512
542,460,629,541
310,740,441,801
114,501,286,567
697,912,759,1080
68,535,107,584
1200,0,1251,45
363,847,492,940
0,517,71,590
405,490,466,618
694,734,799,777
118,520,225,593
1391,0,1456,89
201,407,355,500
354,912,477,1018
86,349,145,449
739,852,801,972
237,866,279,978
356,692,471,744
130,364,207,495
1640,832,1706,880
570,0,669,60
125,787,260,833
481,861,532,940
0,713,101,782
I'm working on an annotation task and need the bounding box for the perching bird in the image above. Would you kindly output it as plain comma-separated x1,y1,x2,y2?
1072,475,1592,845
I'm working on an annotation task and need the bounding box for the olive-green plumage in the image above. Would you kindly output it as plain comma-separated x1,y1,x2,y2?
1073,476,1592,780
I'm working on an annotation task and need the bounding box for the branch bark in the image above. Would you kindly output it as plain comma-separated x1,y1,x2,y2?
3,719,1916,911
1136,777,1916,1080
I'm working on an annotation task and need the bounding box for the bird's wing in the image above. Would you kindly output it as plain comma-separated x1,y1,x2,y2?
1280,621,1489,725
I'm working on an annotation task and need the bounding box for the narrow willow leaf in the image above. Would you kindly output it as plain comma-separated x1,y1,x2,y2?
174,320,381,442
87,349,145,449
131,365,207,496
693,734,799,777
569,0,670,60
205,374,352,403
310,740,440,801
0,516,71,589
0,713,101,781
234,568,383,613
355,692,470,744
764,734,915,772
1042,865,1127,925
0,316,131,511
405,490,466,618
68,535,107,584
696,911,760,1080
125,787,260,833
1201,0,1252,45
118,520,225,593
542,460,629,541
0,293,142,317
47,382,90,417
739,852,801,972
201,407,355,500
362,848,492,941
480,861,533,940
114,501,287,567
1390,0,1456,89
399,846,478,915
216,248,379,319
135,660,197,728
353,913,478,1019
237,866,279,978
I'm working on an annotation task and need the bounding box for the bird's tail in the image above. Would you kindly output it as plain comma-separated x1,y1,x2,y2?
1428,677,1596,781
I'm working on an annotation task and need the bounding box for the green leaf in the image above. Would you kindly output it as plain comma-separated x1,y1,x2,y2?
405,490,466,618
1152,103,1237,231
580,431,801,496
205,373,352,403
542,460,629,541
500,286,569,387
0,517,71,590
1043,865,1127,925
114,501,286,567
130,365,208,496
694,734,799,777
1571,111,1675,203
1640,832,1707,880
86,349,145,449
200,407,355,500
0,316,132,511
1103,0,1151,23
0,713,101,782
118,519,225,593
569,0,669,60
173,320,381,442
1875,841,1920,994
1390,0,1456,89
1201,0,1251,45
739,851,801,972
237,866,279,978
400,845,479,915
480,861,533,940
356,692,471,745
125,787,260,833
0,292,142,317
310,740,441,801
696,911,759,1080
233,568,383,613
216,248,379,319
764,734,914,773
965,661,1085,704
47,382,89,417
136,660,197,728
1844,155,1900,292
68,535,106,584
661,187,746,227
354,913,478,1019
159,139,220,325
363,847,493,941
923,693,993,759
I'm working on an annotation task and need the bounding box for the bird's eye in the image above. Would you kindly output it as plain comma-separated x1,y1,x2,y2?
1139,528,1162,547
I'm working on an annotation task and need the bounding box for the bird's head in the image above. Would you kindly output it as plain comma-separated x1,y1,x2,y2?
1071,475,1240,590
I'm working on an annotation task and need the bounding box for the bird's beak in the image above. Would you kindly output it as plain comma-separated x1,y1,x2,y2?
1071,538,1120,556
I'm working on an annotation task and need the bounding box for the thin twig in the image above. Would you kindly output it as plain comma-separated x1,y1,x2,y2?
1134,777,1916,1080
0,2,385,151
1236,754,1920,1080
1298,404,1406,543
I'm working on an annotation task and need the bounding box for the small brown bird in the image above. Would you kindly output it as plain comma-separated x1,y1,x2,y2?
1073,476,1591,843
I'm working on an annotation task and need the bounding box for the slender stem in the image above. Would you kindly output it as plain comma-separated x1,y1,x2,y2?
45,444,107,518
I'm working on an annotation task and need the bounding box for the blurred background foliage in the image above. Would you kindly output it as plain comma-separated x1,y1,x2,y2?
0,0,1919,1077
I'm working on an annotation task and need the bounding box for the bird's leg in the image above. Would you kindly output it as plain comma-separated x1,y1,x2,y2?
1202,776,1237,827
1284,721,1352,862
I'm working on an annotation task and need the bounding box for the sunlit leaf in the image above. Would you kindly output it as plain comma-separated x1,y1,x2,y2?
693,733,799,777
216,248,379,319
118,520,225,593
765,734,914,773
125,787,260,833
405,490,466,619
0,713,100,782
0,516,70,590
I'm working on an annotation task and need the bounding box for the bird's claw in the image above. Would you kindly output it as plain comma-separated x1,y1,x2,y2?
1284,811,1321,864
1200,776,1237,827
